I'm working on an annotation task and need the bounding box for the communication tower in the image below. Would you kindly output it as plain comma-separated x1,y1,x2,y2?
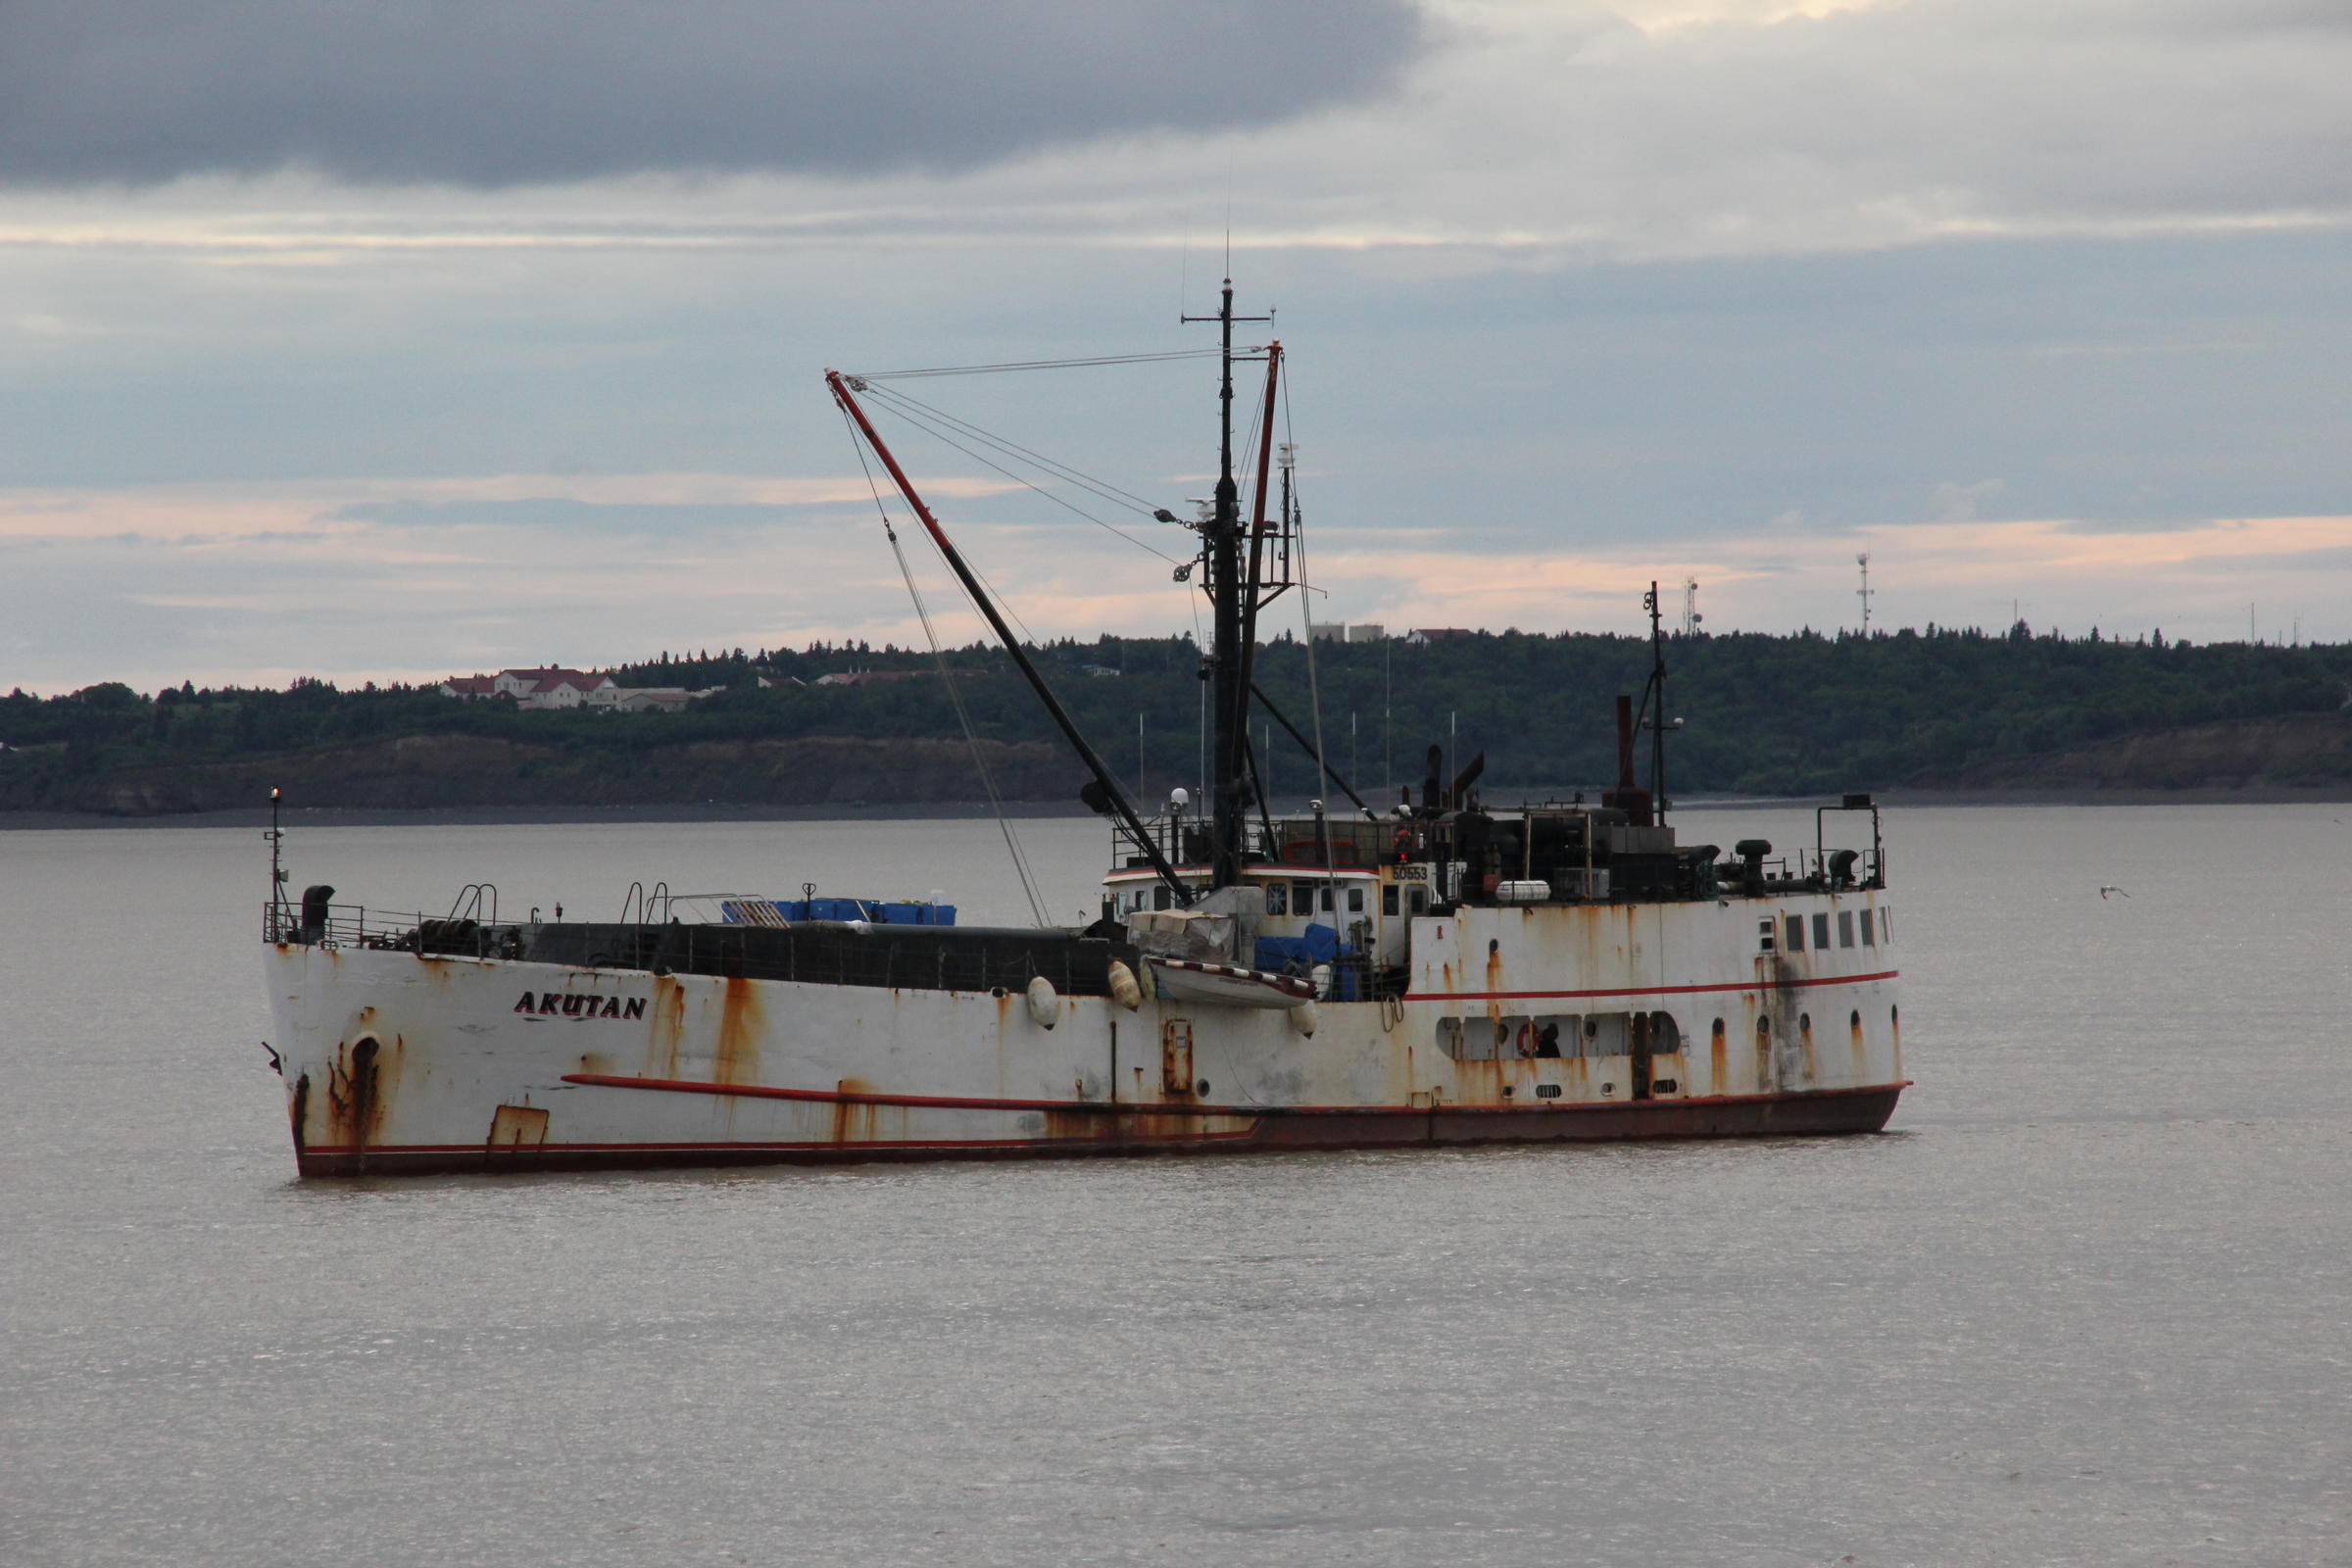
1681,577,1701,637
1856,553,1874,635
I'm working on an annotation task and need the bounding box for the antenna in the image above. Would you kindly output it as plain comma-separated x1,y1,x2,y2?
1681,576,1701,638
1856,553,1874,635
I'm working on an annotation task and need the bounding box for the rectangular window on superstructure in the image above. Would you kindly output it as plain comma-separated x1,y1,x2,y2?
1320,886,1335,913
1264,883,1288,916
1838,910,1855,948
1882,908,1893,942
1784,914,1804,952
1408,887,1429,914
1154,886,1172,911
1293,880,1314,911
1860,908,1875,946
1383,885,1399,916
1348,887,1364,913
1812,912,1831,951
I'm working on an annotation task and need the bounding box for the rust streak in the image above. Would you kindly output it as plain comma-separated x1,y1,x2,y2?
714,977,763,1086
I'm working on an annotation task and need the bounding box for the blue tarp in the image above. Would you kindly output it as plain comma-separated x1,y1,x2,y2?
1254,921,1361,1000
1253,922,1345,974
778,898,957,926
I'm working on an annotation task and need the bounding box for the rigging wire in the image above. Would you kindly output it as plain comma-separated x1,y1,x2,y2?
836,404,1052,927
863,382,1167,517
857,386,1187,567
851,348,1223,380
1283,355,1339,823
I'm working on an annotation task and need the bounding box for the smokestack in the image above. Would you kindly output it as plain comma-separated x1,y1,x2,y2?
1603,695,1652,826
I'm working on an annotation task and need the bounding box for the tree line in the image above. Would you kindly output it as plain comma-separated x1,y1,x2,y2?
6,624,2349,806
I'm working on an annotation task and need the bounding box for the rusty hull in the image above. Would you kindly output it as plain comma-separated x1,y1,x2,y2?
264,885,1904,1177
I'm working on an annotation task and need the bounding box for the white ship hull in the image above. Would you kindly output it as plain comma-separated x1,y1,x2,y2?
265,894,1905,1176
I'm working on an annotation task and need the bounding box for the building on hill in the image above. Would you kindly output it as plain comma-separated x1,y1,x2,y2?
1404,627,1473,644
602,687,703,713
1347,623,1387,643
440,666,713,711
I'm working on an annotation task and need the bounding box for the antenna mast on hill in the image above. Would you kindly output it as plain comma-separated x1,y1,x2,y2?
1681,576,1700,637
1856,553,1874,635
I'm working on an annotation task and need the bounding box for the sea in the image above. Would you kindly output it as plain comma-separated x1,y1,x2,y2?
1,804,2345,1567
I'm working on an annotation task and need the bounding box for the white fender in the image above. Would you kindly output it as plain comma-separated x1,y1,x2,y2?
1025,974,1061,1029
1106,959,1143,1011
1289,1000,1320,1037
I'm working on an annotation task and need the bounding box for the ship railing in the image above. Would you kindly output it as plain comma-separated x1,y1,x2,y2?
263,901,524,957
1756,847,1886,891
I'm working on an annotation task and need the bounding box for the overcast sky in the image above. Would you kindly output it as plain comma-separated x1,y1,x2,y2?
3,0,2349,692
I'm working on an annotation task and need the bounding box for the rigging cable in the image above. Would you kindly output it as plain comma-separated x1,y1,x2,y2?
850,348,1223,380
837,405,1052,927
862,382,1167,517
857,385,1187,566
1286,359,1340,836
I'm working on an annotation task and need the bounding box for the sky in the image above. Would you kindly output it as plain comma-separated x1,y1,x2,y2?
3,0,2349,693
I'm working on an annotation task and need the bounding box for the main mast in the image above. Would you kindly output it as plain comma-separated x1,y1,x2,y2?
1183,278,1270,888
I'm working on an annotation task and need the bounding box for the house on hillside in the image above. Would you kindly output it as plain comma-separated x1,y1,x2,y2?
812,669,936,687
1404,628,1474,645
439,666,713,712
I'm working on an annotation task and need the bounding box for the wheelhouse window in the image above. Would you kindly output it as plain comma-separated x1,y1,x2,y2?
1860,908,1875,946
1408,887,1429,915
1811,912,1831,951
1383,885,1399,917
1784,914,1804,953
1292,880,1314,912
1348,887,1365,913
1264,883,1289,916
1838,910,1855,949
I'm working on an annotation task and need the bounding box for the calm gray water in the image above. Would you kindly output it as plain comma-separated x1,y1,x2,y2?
2,806,2345,1566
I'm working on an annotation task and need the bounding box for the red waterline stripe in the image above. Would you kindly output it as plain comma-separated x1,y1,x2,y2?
1414,968,1899,1003
563,1073,1266,1117
305,1132,1256,1156
559,1073,1909,1119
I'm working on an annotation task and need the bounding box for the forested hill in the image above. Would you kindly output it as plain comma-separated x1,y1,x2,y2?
8,626,2352,815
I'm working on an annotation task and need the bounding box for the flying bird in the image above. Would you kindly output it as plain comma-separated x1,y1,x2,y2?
2098,885,2130,900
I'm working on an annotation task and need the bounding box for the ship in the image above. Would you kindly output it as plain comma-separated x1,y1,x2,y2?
261,283,1907,1176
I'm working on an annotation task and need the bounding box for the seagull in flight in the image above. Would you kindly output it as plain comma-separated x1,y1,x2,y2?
2099,885,2130,900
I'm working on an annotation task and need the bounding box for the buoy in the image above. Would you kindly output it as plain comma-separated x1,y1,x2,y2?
1106,959,1143,1011
1310,962,1333,1000
1289,1000,1319,1037
1025,974,1060,1029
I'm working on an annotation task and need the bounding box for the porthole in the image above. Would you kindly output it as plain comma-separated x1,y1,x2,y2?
1197,1079,1210,1096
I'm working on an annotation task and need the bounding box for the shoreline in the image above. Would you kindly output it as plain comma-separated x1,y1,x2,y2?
11,784,2352,830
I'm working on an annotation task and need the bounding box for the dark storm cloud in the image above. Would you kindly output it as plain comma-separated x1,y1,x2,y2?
0,0,1425,186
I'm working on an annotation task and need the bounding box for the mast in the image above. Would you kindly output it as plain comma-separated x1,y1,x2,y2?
827,369,1189,903
1642,580,1669,823
1182,279,1271,888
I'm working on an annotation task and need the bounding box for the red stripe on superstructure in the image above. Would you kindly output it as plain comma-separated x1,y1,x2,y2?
1413,968,1899,1003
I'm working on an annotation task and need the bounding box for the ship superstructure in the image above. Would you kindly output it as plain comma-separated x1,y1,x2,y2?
261,286,1906,1175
